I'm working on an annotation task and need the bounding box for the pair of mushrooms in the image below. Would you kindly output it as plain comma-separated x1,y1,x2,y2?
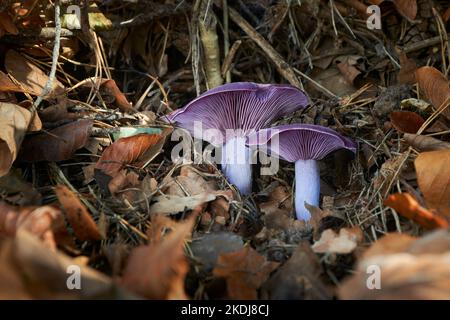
163,83,356,221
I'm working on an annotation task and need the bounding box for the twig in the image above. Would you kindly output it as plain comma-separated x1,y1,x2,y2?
33,0,61,109
216,1,303,89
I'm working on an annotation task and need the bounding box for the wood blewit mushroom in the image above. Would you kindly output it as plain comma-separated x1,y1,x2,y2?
248,124,356,220
162,82,308,195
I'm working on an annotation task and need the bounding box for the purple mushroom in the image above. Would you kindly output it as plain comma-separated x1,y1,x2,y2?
162,82,308,194
248,124,356,220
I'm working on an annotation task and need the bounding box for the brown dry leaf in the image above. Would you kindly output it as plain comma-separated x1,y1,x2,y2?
339,230,450,299
0,230,128,299
0,71,22,92
19,119,93,162
121,215,196,299
389,111,424,133
415,66,450,120
150,193,217,215
213,246,279,299
335,55,362,85
384,193,448,229
415,149,450,216
393,0,418,21
361,232,417,258
95,133,163,177
0,201,66,249
373,152,408,197
100,79,134,112
54,185,103,242
261,242,333,300
164,166,217,196
404,133,450,151
0,12,19,36
0,102,32,177
5,50,64,97
312,226,363,254
397,52,417,84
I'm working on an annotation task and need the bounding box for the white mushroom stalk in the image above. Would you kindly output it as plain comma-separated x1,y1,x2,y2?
294,159,320,220
221,136,252,194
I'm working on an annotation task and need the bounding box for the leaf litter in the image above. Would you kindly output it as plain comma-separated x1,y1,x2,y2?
0,0,449,300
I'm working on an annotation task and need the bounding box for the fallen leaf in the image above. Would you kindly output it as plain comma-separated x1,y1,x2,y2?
384,192,448,229
100,79,134,112
5,50,64,97
54,185,103,242
397,51,417,84
19,119,93,162
415,66,450,120
111,127,163,140
261,242,333,300
339,230,450,299
0,230,129,299
393,0,418,21
121,215,195,299
213,246,279,299
312,226,363,254
0,102,32,177
0,201,66,249
389,111,424,133
404,133,450,151
0,169,41,206
0,12,19,35
95,133,163,177
190,232,244,273
150,193,217,215
415,150,450,216
0,71,22,92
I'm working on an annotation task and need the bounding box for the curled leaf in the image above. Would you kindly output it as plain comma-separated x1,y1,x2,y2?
415,66,450,120
19,120,93,162
0,103,32,177
384,192,448,229
213,246,279,300
390,111,424,133
54,185,103,242
415,150,450,217
121,215,196,299
404,133,450,151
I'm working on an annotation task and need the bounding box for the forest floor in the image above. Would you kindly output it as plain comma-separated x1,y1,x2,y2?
0,0,450,300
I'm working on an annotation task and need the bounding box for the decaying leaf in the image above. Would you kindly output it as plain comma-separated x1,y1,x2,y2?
261,242,333,300
404,133,450,151
121,215,196,299
5,50,64,97
0,230,128,299
0,201,66,249
54,185,103,242
389,111,424,133
415,149,450,217
19,119,93,162
95,133,163,177
150,193,217,215
415,66,450,120
339,230,450,299
0,103,33,177
312,226,364,254
100,79,134,112
213,246,279,299
384,193,448,230
397,51,417,84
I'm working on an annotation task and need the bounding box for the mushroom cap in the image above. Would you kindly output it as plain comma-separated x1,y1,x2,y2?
248,124,356,162
162,82,309,144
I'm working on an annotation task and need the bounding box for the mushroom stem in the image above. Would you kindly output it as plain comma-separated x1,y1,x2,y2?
221,136,252,195
294,159,320,221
